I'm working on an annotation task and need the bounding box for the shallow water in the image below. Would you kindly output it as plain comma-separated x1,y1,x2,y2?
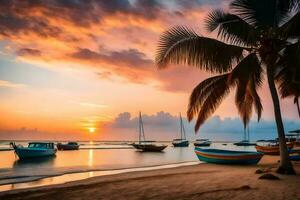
0,141,256,191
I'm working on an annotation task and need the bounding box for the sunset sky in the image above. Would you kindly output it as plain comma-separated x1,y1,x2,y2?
0,0,299,140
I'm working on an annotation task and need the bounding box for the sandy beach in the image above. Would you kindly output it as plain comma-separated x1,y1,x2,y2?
0,156,299,200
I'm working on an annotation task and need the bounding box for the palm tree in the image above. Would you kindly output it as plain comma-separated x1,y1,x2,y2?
276,42,300,117
155,0,300,174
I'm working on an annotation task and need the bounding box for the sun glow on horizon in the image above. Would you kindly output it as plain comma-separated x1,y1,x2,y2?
88,127,96,133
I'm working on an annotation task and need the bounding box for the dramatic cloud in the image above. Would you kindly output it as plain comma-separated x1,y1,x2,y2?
17,48,42,57
104,111,300,140
0,0,223,92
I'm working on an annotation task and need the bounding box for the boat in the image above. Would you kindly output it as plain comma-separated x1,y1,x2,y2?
255,142,294,155
10,142,57,160
194,139,211,147
234,126,256,146
132,112,167,152
290,154,300,161
286,130,300,147
234,140,256,146
194,147,263,164
57,142,80,150
172,113,189,147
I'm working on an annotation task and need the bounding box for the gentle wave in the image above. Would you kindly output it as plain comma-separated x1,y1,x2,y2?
0,161,199,192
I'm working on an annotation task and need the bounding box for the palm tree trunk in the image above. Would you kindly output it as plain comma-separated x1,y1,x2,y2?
266,65,295,174
296,97,300,118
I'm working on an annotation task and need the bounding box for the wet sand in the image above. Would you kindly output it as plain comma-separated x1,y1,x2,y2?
0,156,299,200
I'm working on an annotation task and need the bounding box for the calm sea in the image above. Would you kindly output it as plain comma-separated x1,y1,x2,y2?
0,141,257,192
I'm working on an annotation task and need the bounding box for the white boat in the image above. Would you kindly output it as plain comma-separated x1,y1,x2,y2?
172,113,189,147
11,142,57,159
132,112,167,152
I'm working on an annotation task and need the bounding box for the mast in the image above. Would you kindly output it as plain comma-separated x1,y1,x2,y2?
139,112,141,144
139,112,145,143
180,113,186,140
247,125,250,142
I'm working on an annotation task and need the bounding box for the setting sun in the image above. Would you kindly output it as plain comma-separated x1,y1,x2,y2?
88,127,96,133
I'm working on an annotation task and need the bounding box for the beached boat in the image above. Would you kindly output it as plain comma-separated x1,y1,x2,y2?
10,142,57,160
194,147,263,164
286,130,300,147
132,112,167,152
255,142,294,155
194,139,211,147
57,142,80,150
172,113,189,147
290,154,300,161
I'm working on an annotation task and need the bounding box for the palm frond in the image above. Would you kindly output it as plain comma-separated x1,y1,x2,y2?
229,53,262,84
187,74,230,121
229,53,262,127
155,26,244,73
205,10,258,46
230,0,296,27
188,74,231,132
279,12,300,38
249,79,263,121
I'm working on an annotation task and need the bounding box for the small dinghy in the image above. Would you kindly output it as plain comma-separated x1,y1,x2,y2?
234,140,256,146
172,113,189,147
132,112,167,152
11,142,57,160
195,147,263,164
255,142,294,155
194,139,211,147
234,126,256,146
57,142,80,150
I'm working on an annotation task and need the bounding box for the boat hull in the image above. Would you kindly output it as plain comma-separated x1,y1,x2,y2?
195,148,263,165
194,142,211,147
234,142,256,146
132,144,167,152
172,140,189,147
290,154,300,161
57,143,79,150
14,148,57,159
255,143,294,155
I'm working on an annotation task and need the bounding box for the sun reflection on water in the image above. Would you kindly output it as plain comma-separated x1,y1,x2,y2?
88,149,93,167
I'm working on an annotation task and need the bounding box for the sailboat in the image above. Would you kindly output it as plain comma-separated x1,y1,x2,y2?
172,113,189,147
132,112,167,152
234,126,256,146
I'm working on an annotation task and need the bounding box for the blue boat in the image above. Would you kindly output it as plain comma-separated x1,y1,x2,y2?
11,142,57,160
172,113,189,147
194,147,263,165
290,154,300,161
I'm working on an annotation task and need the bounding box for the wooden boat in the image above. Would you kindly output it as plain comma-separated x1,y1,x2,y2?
10,142,57,160
194,147,263,164
57,142,80,150
194,139,211,147
290,154,300,161
255,142,294,155
132,112,167,152
172,113,189,147
286,131,300,147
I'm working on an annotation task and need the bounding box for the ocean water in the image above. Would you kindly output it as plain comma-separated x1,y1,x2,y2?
0,141,256,192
